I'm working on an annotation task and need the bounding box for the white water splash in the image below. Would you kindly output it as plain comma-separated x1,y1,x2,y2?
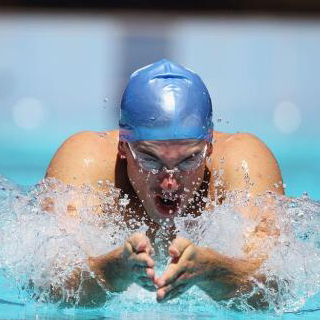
1,174,320,315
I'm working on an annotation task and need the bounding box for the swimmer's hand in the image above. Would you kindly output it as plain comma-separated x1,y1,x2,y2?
122,232,156,291
155,237,235,303
155,237,263,304
89,232,156,293
155,237,205,302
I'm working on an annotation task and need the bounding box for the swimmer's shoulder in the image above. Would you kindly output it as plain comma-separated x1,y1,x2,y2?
46,130,119,190
208,131,284,197
211,131,272,158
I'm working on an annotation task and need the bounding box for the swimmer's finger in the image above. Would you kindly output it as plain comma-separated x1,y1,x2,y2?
132,265,153,276
169,237,192,259
140,241,155,256
129,252,154,268
122,241,134,261
141,284,157,292
157,285,187,302
138,279,157,292
147,246,155,256
127,233,152,254
134,266,155,278
137,275,157,289
146,267,155,279
156,263,186,288
157,282,189,302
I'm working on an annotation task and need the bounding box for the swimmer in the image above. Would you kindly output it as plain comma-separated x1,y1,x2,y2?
45,59,284,307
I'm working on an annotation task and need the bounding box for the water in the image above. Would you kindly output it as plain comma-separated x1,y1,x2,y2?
1,174,320,319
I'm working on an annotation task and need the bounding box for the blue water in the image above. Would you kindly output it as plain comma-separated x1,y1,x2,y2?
1,172,320,320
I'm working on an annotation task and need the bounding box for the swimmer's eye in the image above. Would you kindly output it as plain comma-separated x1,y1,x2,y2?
178,152,205,171
136,153,163,170
130,144,207,172
178,153,199,170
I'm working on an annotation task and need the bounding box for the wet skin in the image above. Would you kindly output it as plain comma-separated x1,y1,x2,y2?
46,129,285,306
118,139,210,226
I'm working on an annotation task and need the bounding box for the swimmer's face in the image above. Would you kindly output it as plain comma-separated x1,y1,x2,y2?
120,139,212,226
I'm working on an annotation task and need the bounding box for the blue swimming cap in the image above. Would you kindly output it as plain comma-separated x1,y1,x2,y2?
119,59,213,142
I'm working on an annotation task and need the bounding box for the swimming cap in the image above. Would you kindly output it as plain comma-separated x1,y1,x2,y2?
119,59,213,142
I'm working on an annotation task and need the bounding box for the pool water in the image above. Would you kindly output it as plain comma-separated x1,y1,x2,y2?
1,172,320,320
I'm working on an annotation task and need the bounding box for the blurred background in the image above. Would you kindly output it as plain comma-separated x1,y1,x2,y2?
0,1,319,199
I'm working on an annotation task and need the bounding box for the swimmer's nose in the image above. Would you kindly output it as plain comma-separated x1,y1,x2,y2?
160,175,180,191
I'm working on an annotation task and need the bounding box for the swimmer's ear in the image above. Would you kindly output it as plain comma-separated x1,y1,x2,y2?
118,141,127,159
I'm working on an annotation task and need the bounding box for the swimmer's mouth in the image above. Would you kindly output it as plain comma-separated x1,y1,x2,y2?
154,195,181,217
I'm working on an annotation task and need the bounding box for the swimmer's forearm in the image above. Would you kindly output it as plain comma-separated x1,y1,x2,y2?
48,273,109,307
88,246,132,293
43,247,130,307
27,268,109,307
30,246,130,307
88,232,156,294
37,234,154,306
198,276,271,310
196,248,263,302
156,237,266,306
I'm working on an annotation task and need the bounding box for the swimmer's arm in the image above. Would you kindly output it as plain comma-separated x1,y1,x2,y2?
26,247,126,307
211,133,284,203
190,211,280,309
157,133,285,307
24,260,109,307
29,233,155,307
35,131,127,306
195,247,271,308
46,130,118,188
44,130,119,215
40,269,110,307
211,133,284,306
215,133,284,256
156,237,275,309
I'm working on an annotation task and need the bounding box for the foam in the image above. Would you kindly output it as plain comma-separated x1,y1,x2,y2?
1,174,320,314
